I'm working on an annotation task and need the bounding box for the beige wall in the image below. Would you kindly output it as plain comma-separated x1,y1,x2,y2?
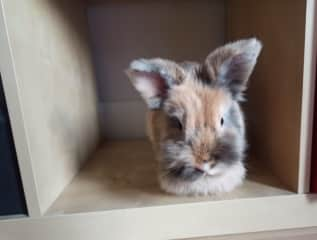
87,0,225,139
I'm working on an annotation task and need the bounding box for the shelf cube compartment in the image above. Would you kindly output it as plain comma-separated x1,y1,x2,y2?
0,0,313,216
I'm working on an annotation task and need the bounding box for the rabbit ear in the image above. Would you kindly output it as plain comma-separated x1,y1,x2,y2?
126,58,185,109
204,38,262,100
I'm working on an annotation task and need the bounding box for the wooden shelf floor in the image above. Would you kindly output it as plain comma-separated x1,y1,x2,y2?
47,140,292,215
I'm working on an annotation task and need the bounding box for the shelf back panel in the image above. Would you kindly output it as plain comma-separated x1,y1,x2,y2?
87,0,226,139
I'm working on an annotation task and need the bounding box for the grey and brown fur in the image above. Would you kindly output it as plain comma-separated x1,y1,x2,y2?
126,38,262,195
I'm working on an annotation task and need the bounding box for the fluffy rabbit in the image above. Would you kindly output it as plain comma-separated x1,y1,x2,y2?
126,38,262,195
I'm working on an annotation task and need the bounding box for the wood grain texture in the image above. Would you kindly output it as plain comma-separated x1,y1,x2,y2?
227,0,306,192
1,0,100,214
47,140,291,215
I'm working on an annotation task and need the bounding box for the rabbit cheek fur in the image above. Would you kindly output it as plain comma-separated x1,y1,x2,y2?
126,38,262,195
147,87,246,195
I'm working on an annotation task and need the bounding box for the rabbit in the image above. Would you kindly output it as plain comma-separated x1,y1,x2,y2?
126,38,262,196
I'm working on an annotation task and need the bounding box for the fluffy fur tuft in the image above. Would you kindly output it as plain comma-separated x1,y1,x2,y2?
159,161,246,196
126,38,262,195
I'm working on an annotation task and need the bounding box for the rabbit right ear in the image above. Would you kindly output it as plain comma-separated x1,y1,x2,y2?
203,38,262,100
126,58,185,109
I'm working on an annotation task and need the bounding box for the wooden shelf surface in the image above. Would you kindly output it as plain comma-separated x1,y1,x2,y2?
47,140,291,215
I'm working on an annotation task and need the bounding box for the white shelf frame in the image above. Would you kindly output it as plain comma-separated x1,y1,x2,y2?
0,195,317,239
298,0,317,193
0,0,316,239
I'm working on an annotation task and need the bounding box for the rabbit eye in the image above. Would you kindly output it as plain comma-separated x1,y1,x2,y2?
220,117,224,126
170,117,183,130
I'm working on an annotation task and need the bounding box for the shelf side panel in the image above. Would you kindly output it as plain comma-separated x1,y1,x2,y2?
227,0,306,191
1,0,100,214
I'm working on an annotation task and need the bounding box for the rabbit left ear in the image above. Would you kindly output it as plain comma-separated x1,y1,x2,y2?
126,58,185,109
203,38,262,100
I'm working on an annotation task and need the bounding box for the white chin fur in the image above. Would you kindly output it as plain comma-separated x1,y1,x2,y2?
159,161,246,196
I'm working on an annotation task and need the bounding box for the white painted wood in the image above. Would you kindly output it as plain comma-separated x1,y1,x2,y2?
0,2,312,236
187,227,317,240
0,0,41,217
0,0,100,214
298,0,317,193
1,195,317,240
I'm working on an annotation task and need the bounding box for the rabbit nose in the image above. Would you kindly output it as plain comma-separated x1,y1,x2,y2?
202,159,208,163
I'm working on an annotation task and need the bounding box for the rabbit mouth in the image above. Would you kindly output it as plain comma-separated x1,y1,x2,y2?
195,163,217,176
196,167,220,177
165,164,224,182
165,165,205,181
204,162,229,176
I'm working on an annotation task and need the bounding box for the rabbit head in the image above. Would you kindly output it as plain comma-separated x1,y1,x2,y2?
126,38,262,191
